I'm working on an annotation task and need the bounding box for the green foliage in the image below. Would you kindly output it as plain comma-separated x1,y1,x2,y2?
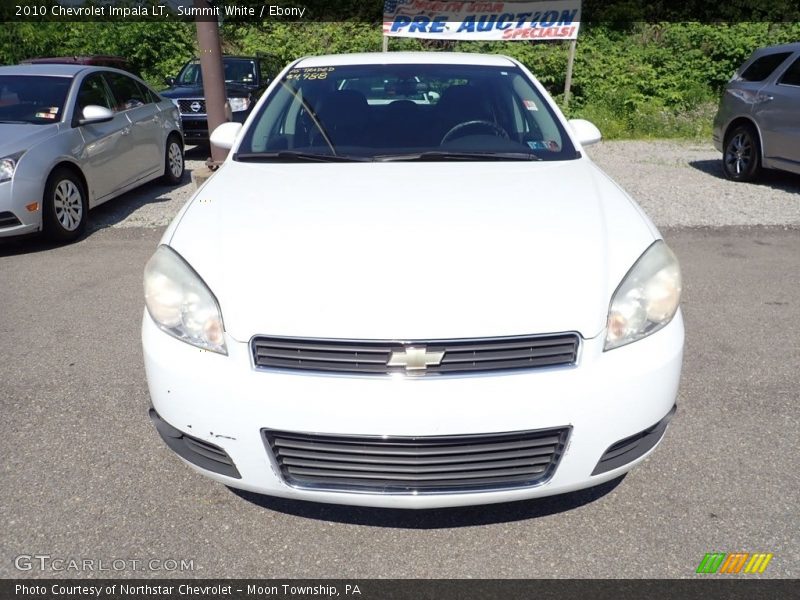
218,21,800,139
562,22,800,138
222,22,384,62
2,20,799,139
0,21,196,85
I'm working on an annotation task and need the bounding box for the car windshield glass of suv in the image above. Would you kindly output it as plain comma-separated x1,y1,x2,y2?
0,75,71,124
178,59,257,86
236,63,578,161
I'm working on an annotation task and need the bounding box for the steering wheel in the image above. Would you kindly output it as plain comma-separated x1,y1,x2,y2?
440,120,509,145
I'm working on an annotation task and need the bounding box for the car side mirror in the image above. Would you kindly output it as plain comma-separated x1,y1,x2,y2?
568,119,602,147
210,122,243,150
165,76,176,86
79,105,114,126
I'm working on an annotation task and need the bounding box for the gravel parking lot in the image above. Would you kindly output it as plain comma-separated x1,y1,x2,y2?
88,140,800,231
589,141,800,228
1,140,798,580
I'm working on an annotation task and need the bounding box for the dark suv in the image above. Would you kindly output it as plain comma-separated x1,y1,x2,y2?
160,55,281,144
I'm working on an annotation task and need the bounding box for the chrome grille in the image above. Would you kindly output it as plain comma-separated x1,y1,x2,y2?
251,333,579,376
177,98,206,114
264,427,570,493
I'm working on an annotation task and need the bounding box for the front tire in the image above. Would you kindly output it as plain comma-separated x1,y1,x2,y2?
162,134,185,185
723,124,761,182
43,168,88,243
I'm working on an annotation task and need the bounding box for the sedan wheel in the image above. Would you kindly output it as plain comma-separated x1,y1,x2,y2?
723,125,761,182
44,168,88,242
54,180,83,231
162,135,185,184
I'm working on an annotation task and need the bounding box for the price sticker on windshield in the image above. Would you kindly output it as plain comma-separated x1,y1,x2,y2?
286,67,336,81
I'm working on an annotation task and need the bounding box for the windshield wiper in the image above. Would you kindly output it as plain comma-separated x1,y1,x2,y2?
234,151,370,163
279,81,336,155
376,151,542,162
0,120,33,124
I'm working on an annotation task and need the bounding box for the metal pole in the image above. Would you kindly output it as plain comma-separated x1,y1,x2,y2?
382,35,389,52
563,39,577,110
194,0,229,164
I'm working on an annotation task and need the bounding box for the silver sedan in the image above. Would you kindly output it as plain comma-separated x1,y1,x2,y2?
0,64,184,241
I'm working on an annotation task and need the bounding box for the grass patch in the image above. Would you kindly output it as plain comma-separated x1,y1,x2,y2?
565,100,717,141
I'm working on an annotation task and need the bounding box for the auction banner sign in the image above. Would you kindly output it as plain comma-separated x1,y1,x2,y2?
383,0,582,41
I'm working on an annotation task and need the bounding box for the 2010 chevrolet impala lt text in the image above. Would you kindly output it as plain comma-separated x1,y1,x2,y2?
142,53,683,509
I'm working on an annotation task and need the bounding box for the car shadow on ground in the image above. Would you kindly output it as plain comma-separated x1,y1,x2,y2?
1,178,181,256
87,181,178,233
227,475,625,528
0,234,65,257
87,145,209,233
689,159,800,193
1,146,210,256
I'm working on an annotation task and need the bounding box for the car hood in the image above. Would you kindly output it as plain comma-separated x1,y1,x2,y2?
160,83,254,98
167,159,658,342
0,122,60,157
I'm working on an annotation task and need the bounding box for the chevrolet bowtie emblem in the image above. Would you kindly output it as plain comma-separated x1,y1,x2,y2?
387,346,445,373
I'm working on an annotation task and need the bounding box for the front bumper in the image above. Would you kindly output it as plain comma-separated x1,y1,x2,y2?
0,180,41,238
143,312,684,508
712,109,725,153
179,110,249,143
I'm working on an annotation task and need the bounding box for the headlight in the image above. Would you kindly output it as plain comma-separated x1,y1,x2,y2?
605,241,682,351
144,245,227,355
0,151,25,183
228,97,250,112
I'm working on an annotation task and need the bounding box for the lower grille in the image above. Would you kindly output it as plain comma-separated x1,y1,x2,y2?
150,409,240,479
264,427,570,493
0,211,21,229
177,98,206,114
592,405,676,475
252,333,580,376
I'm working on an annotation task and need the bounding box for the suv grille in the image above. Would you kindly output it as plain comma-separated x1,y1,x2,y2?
177,98,206,114
264,427,570,493
252,333,579,376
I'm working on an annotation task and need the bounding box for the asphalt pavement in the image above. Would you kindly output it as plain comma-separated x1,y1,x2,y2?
0,223,797,578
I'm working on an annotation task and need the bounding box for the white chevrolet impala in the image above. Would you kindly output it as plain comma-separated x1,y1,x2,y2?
142,53,683,508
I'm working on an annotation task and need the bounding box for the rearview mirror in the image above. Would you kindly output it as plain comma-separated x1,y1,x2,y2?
568,119,602,147
210,122,243,150
79,105,114,126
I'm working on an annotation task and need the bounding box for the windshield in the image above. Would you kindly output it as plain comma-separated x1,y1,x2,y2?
177,59,257,86
0,75,71,125
236,63,578,161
